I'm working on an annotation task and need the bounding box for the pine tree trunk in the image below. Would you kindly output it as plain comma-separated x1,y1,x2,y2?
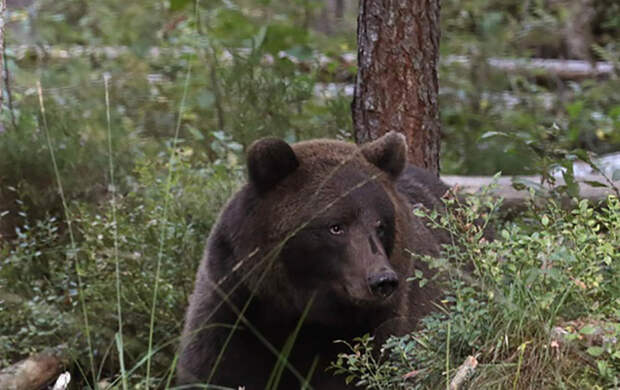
352,0,441,175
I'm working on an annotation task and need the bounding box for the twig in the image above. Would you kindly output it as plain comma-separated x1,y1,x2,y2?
3,44,17,129
449,355,478,390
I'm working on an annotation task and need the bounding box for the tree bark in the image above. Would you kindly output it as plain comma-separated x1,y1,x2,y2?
353,0,441,175
1,0,6,132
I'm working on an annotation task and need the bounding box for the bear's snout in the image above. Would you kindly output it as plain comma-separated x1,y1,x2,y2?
368,271,399,298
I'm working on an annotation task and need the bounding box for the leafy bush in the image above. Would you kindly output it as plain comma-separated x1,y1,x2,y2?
333,191,620,389
0,149,242,385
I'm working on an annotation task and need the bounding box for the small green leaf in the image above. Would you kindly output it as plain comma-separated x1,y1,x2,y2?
186,126,205,141
580,325,597,335
564,333,579,341
587,346,604,357
413,209,426,217
584,180,608,188
541,215,549,226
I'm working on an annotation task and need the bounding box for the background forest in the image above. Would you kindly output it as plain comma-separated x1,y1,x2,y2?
0,0,619,389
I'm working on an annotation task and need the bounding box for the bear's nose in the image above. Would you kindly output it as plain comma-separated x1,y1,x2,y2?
368,272,399,299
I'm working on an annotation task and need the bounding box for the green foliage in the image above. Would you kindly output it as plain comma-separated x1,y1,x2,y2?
332,193,620,388
439,0,620,174
2,0,353,229
0,150,242,383
331,335,403,389
5,0,619,179
2,1,352,385
1,0,619,388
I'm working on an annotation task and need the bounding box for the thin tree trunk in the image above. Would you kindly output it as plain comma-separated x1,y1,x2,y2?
0,0,6,132
564,0,594,62
316,1,332,34
335,0,345,19
353,0,441,175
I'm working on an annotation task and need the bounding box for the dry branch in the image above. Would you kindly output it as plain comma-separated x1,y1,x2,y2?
449,355,478,390
0,345,70,390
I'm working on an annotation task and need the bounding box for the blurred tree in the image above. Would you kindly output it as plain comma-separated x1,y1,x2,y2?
352,0,441,175
335,0,345,19
563,0,594,62
1,0,5,132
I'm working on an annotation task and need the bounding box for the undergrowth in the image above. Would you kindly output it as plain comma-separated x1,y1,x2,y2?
1,1,619,388
332,190,620,389
1,148,618,388
0,152,242,387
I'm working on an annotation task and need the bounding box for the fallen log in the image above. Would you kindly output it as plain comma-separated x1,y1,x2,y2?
441,174,619,209
0,345,70,390
8,44,616,80
444,56,614,79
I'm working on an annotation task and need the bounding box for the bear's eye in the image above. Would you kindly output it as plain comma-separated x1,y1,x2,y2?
376,220,385,238
329,224,345,236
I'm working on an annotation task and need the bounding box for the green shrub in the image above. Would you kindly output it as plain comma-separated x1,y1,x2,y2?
333,191,620,389
0,150,242,385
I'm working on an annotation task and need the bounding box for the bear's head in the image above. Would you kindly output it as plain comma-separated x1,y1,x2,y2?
240,132,413,329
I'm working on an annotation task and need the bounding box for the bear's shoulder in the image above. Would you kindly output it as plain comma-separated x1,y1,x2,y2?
396,164,449,210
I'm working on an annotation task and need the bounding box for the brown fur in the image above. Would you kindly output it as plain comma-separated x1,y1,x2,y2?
177,132,449,389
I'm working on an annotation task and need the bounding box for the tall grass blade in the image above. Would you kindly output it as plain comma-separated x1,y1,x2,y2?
104,73,128,390
445,321,451,390
164,353,180,389
301,356,319,390
145,61,194,385
266,294,315,390
513,341,528,390
206,281,313,388
37,81,98,388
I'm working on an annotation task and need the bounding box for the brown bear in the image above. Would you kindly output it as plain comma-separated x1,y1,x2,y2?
177,132,449,389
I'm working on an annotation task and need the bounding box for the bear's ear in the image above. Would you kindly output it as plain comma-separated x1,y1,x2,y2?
247,137,299,193
361,131,407,178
